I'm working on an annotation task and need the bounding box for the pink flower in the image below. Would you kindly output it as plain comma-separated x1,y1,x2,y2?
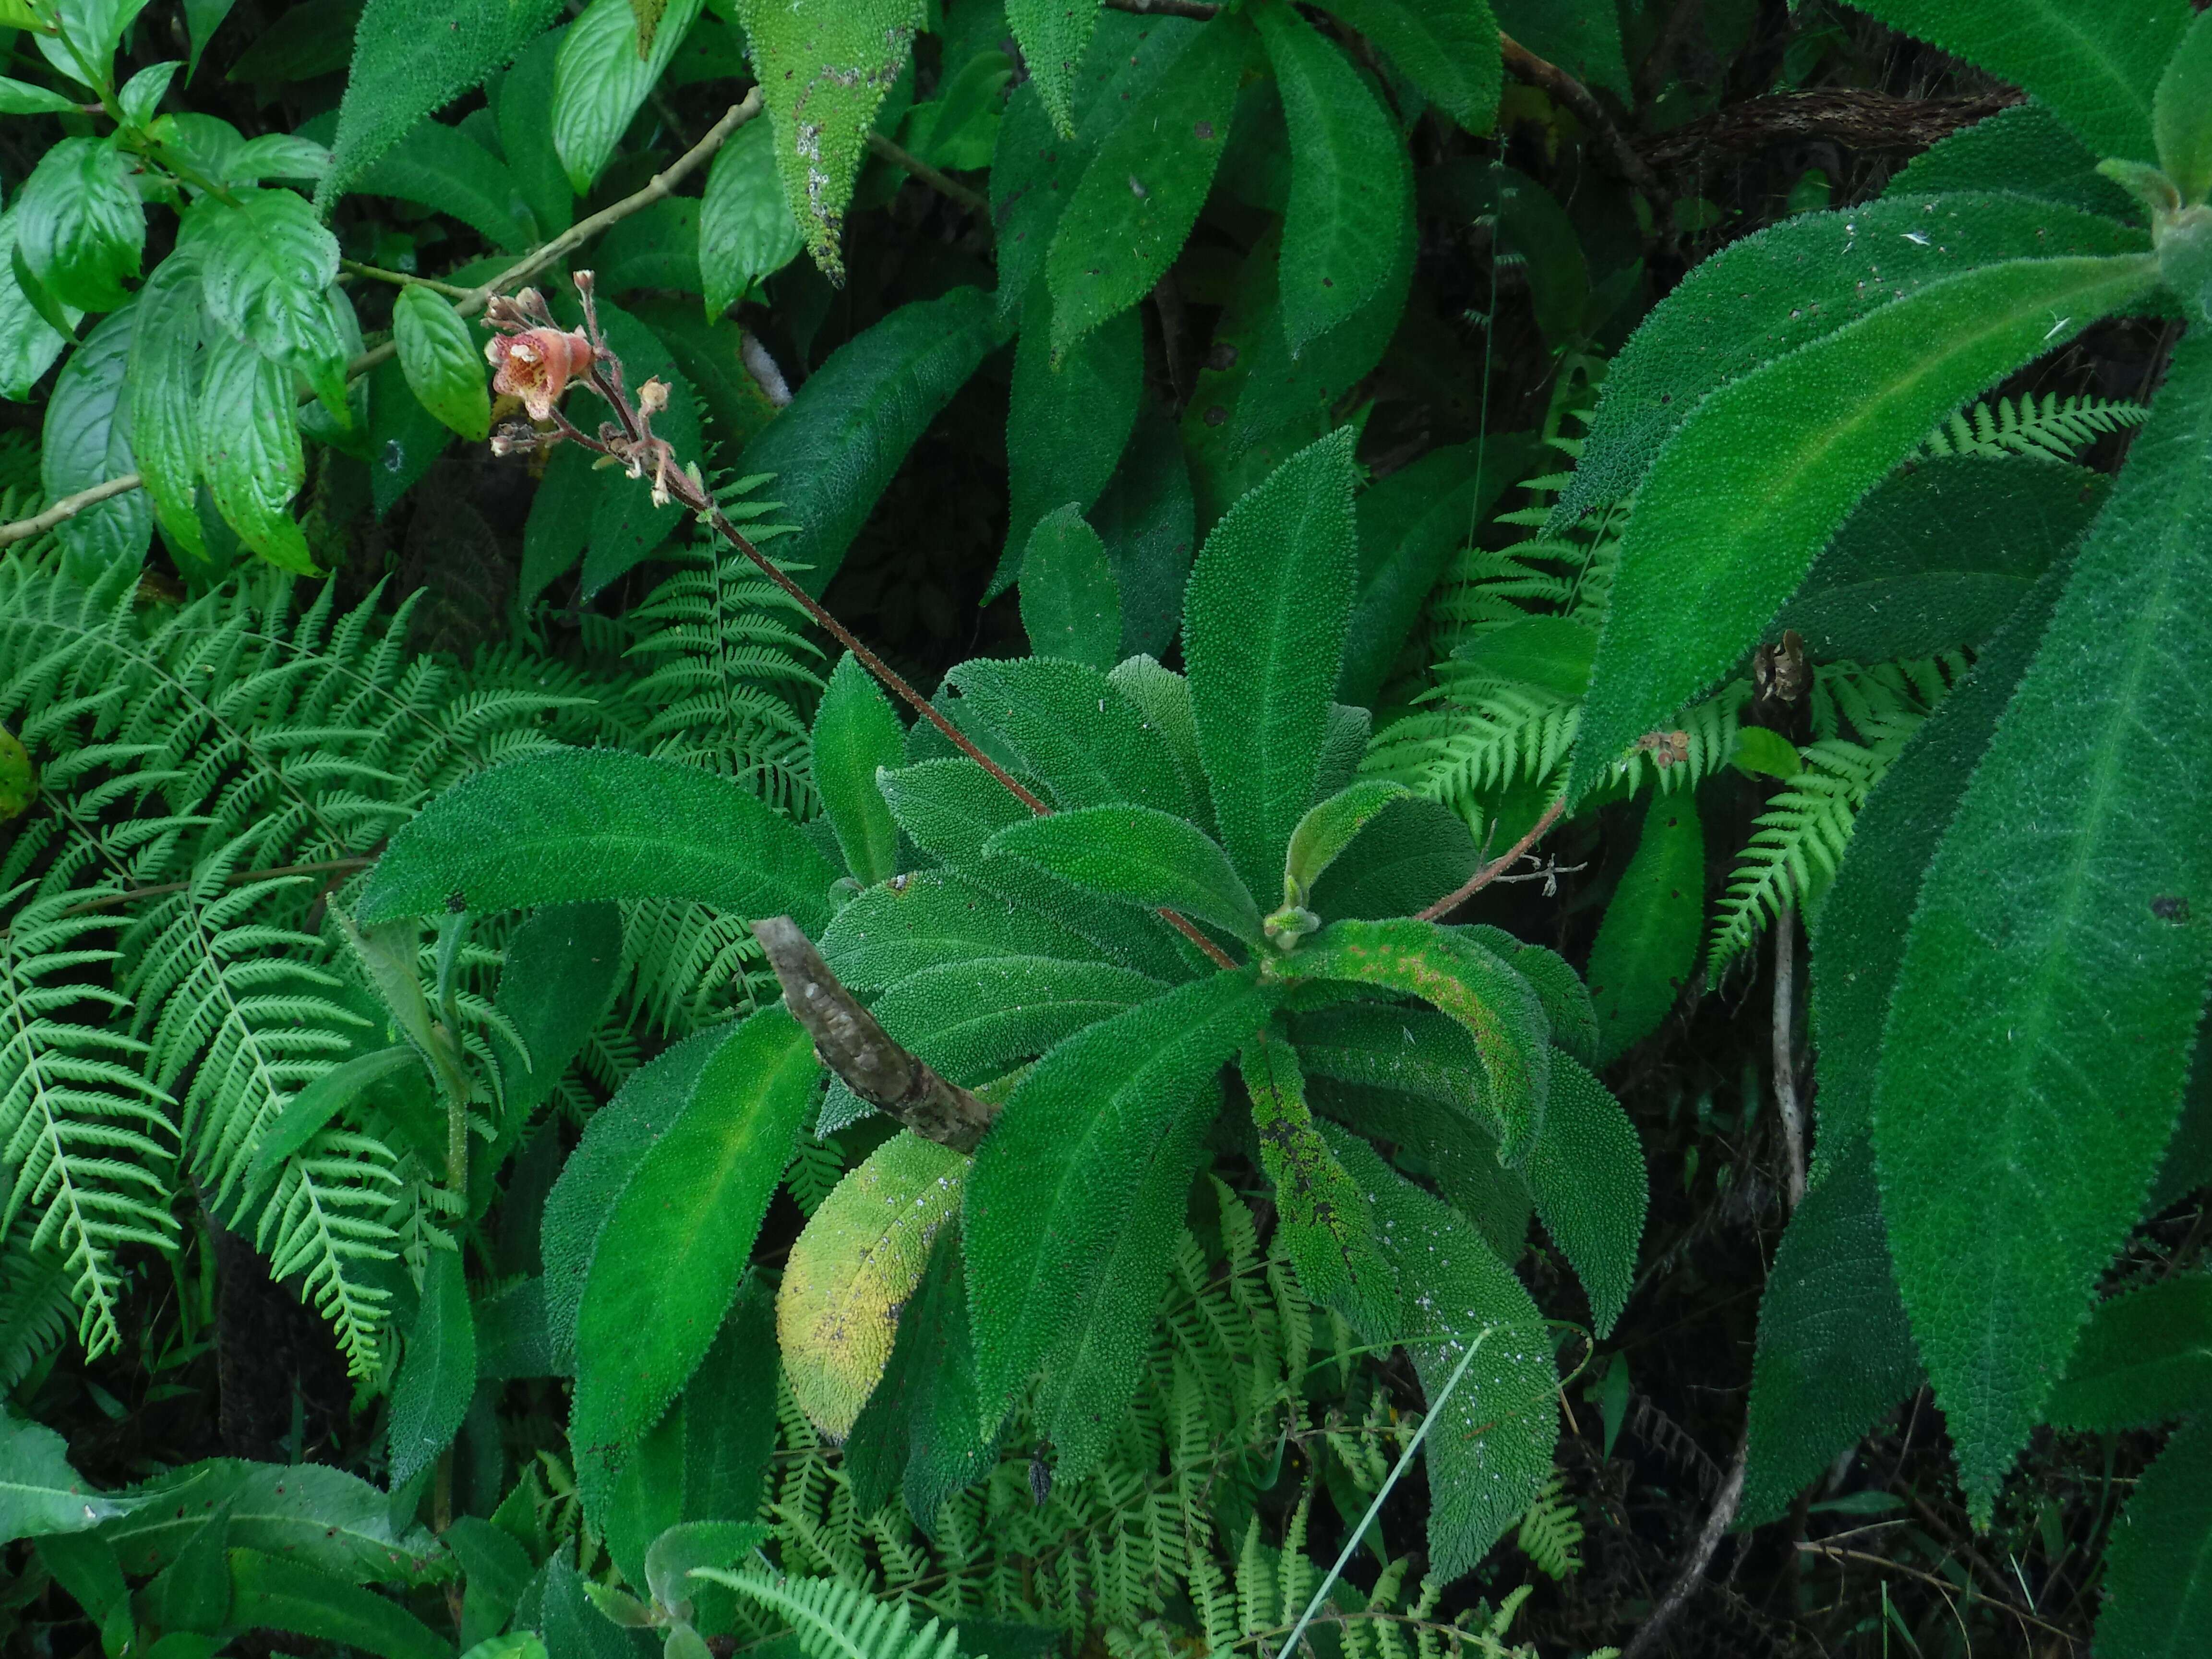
484,327,592,421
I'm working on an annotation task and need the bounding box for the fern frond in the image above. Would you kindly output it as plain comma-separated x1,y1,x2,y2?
1514,1473,1582,1579
707,1570,963,1659
783,1129,846,1217
0,890,178,1358
1916,391,2147,461
0,1216,78,1391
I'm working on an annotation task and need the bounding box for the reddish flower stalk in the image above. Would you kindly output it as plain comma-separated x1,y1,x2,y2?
481,273,1240,972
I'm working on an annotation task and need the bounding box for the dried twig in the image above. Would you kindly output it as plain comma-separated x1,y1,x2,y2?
1415,796,1568,922
1774,910,1807,1211
1499,32,1665,203
0,92,763,550
751,918,998,1152
865,130,991,216
1623,1433,1748,1659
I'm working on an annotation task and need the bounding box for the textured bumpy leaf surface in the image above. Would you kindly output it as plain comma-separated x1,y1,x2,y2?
877,758,1033,866
987,807,1261,946
2044,1275,2212,1431
1306,795,1479,922
821,870,1112,989
386,1248,475,1489
1240,1031,1394,1326
1018,507,1122,670
1315,0,1499,132
99,1462,442,1584
1325,1127,1557,1578
323,0,566,206
1284,782,1408,909
1253,0,1412,355
1740,1136,1920,1525
197,331,311,573
1006,0,1102,136
2093,1415,2212,1659
1286,918,1550,1164
949,657,1192,817
872,955,1165,1086
1808,562,2064,1172
996,287,1142,598
1519,1057,1643,1337
359,749,837,930
41,308,149,581
967,971,1271,1409
1584,796,1702,1064
1184,428,1358,900
812,655,906,887
1570,252,2155,803
733,0,925,281
1552,196,2149,527
0,1414,136,1543
734,287,1007,596
1875,331,2212,1511
779,1132,968,1439
1044,16,1245,357
2155,10,2212,202
1849,0,2190,163
1888,104,2134,218
571,1008,819,1512
1455,926,1598,1071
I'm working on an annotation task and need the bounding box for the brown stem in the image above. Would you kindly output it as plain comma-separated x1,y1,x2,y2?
752,917,998,1152
56,857,377,918
1499,32,1666,204
1414,796,1568,923
0,93,764,550
1621,1434,1748,1659
1773,909,1807,1211
865,130,991,217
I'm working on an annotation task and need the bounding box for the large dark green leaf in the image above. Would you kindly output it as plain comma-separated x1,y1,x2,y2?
947,656,1192,817
1851,0,2190,163
870,954,1166,1087
552,0,701,193
1889,104,2134,217
196,331,312,574
228,1550,451,1659
1184,427,1358,900
733,287,1009,596
41,307,150,582
811,654,905,887
358,119,535,250
1739,1136,1920,1526
1874,329,2212,1513
570,1007,818,1513
15,137,141,313
966,971,1272,1410
386,1247,476,1489
1519,1056,1643,1337
1316,0,1499,133
360,749,839,930
1005,0,1101,136
986,806,1262,947
99,1463,445,1585
2045,1275,2212,1432
1584,794,1702,1064
1018,507,1123,671
1569,252,2157,805
2093,1416,2212,1659
189,187,346,412
128,259,208,566
699,115,802,316
0,1415,139,1544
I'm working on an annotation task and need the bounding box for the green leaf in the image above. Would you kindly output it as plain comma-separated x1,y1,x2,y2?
1731,726,1801,781
1585,794,1702,1065
0,209,79,399
1018,506,1122,671
1490,0,1623,97
1569,252,2157,805
699,114,802,316
0,75,86,115
127,257,208,565
1519,1056,1643,1337
1776,455,2105,663
1851,0,2190,164
571,1006,819,1509
1305,794,1479,923
986,805,1262,946
995,286,1141,598
1284,917,1550,1164
188,186,346,414
387,1247,477,1489
821,869,1122,990
1552,196,2150,529
0,1413,137,1544
1808,565,2065,1176
486,901,622,1141
447,1515,534,1642
1251,0,1411,356
844,1223,997,1526
877,758,1033,866
2092,1415,2212,1659
553,0,702,193
224,133,333,188
869,955,1167,1086
1450,615,1595,701
647,1520,769,1616
599,196,706,295
967,970,1272,1409
247,1047,421,1192
1105,655,1211,833
779,1131,969,1438
1240,1029,1395,1326
358,118,536,250
812,654,906,887
41,305,150,582
1314,0,1499,133
15,136,141,313
2158,11,2212,203
1739,1135,1920,1527
323,0,565,207
1005,0,1101,136
1088,415,1195,662
196,330,312,574
733,287,1008,595
227,1550,452,1659
541,1029,729,1370
1453,925,1597,1068
2046,1275,2212,1432
1323,1125,1559,1578
99,1462,445,1585
1284,781,1408,910
733,0,925,281
1044,15,1246,359
1184,426,1358,900
393,282,491,442
1889,104,2135,217
1874,329,2212,1513
359,749,839,931
947,656,1193,817
680,1279,780,1524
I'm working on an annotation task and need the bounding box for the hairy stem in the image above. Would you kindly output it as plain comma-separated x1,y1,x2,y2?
1414,796,1568,923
